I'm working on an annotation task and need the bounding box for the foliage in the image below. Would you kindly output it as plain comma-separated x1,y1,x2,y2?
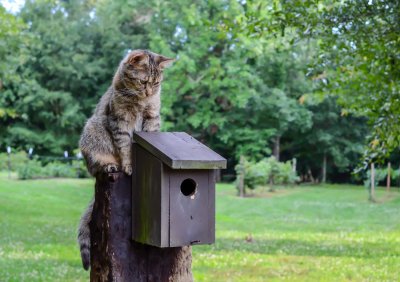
227,0,400,162
236,156,299,190
16,158,89,180
0,149,89,179
0,6,25,126
44,161,89,179
364,166,400,189
235,157,266,190
289,96,369,179
1,176,399,281
273,158,299,185
72,160,91,179
0,151,29,171
0,0,373,183
16,158,43,180
311,0,400,162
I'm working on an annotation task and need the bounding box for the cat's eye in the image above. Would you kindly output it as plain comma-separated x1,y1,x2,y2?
138,79,147,85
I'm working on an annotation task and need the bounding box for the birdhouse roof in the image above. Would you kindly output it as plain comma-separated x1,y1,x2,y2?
133,132,227,169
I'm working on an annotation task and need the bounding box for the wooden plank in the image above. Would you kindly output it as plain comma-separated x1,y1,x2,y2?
133,132,227,169
132,144,168,247
208,170,216,244
168,169,214,247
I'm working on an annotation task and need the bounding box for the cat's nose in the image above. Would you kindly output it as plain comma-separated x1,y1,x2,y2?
146,85,152,96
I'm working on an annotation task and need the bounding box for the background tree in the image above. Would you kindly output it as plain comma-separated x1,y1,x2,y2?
254,43,312,161
288,96,368,182
0,6,26,149
0,0,373,182
226,0,400,163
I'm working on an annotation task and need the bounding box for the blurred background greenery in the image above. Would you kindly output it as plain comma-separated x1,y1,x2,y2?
2,0,399,185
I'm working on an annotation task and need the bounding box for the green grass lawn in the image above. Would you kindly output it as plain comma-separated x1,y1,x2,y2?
0,173,399,281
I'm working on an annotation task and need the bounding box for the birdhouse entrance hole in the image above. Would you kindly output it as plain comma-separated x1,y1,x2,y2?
180,178,197,196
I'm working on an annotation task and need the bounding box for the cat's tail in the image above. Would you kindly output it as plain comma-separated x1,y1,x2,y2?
78,198,94,271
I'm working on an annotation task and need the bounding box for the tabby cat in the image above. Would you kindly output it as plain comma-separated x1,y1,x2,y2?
77,49,174,270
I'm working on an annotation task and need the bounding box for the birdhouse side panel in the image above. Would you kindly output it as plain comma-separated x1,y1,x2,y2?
207,170,216,244
132,143,168,247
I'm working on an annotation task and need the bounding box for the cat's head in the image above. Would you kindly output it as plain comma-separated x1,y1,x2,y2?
114,49,174,98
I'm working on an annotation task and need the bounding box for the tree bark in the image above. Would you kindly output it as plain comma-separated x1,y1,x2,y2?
370,163,376,202
272,135,280,161
398,165,400,189
387,162,391,192
292,158,297,173
268,176,275,192
321,153,327,184
90,172,193,282
307,168,315,183
7,152,11,179
238,156,245,197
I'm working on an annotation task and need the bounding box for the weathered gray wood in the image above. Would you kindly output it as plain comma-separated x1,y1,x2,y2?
90,172,193,282
132,144,169,247
133,132,227,169
208,170,216,244
132,143,216,248
168,168,215,247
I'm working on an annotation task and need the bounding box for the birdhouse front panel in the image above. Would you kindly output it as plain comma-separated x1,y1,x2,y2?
168,169,215,247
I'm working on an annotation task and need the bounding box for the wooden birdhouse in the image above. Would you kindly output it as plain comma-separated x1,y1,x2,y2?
131,132,226,248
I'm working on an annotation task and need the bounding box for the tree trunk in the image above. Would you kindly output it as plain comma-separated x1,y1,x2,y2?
321,153,327,184
370,163,376,202
292,158,297,173
268,176,275,192
272,135,280,161
90,172,193,282
398,165,400,189
387,162,391,192
7,153,11,179
307,168,315,183
238,156,245,197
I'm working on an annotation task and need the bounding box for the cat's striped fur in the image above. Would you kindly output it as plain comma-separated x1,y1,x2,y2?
77,50,174,270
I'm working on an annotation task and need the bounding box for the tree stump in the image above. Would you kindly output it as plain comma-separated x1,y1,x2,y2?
89,172,193,282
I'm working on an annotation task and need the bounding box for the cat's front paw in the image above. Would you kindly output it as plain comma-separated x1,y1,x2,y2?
104,163,120,173
122,164,133,175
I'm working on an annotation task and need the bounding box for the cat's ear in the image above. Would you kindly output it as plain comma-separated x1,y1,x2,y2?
157,55,175,69
127,52,148,66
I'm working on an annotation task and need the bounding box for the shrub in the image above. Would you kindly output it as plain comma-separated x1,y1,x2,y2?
72,160,91,178
243,158,269,189
16,159,90,179
235,156,299,191
274,159,299,185
0,151,29,171
17,159,44,180
44,162,78,178
364,167,399,188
